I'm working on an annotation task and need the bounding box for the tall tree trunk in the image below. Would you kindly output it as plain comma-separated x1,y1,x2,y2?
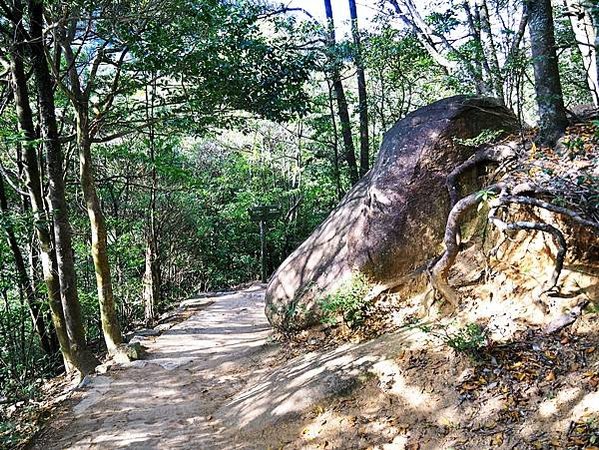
462,0,486,95
0,173,55,355
326,80,343,200
27,0,98,375
7,12,74,371
564,0,599,106
348,0,370,176
75,105,123,353
526,0,568,146
143,81,160,324
475,0,505,101
324,0,359,184
60,32,123,353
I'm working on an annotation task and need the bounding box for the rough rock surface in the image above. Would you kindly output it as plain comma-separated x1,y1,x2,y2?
265,95,519,330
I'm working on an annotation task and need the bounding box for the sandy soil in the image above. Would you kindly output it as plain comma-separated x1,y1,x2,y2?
30,255,599,450
31,286,302,449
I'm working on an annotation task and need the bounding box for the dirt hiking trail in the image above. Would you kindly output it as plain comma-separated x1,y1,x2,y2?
33,285,399,449
31,282,599,450
34,286,293,449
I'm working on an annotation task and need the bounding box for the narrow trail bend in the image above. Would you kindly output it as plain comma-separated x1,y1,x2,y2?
35,286,296,449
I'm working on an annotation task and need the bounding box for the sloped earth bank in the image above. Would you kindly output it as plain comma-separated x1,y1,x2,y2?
30,280,599,449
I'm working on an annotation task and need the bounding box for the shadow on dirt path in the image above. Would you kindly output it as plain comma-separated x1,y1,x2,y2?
30,284,417,450
32,286,289,449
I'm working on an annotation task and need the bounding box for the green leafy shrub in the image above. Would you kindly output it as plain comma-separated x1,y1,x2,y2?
319,273,372,328
444,323,489,360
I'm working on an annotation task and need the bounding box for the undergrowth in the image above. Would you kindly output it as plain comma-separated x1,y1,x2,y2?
443,323,489,360
319,273,372,329
419,321,490,361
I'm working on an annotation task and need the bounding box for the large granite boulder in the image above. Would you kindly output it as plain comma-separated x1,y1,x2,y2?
266,95,519,330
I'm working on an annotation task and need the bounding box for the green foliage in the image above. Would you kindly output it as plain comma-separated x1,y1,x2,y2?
363,26,455,124
417,321,489,361
0,204,59,397
454,129,504,147
443,323,489,360
114,0,314,128
319,273,372,328
475,187,497,211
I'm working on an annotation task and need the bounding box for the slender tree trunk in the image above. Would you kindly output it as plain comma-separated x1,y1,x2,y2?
476,0,505,101
526,0,568,145
27,0,98,375
59,32,123,352
564,0,599,105
348,0,370,176
142,196,160,324
0,174,55,355
324,0,359,184
327,81,343,200
75,105,123,352
463,1,486,95
7,17,74,371
143,81,160,324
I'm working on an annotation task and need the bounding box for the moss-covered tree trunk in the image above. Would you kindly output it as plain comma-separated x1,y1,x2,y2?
27,0,98,375
7,12,74,371
75,105,123,353
59,32,123,353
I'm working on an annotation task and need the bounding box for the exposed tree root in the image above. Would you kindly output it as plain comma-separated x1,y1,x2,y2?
431,137,599,309
447,144,517,205
446,144,517,245
430,183,504,309
498,194,599,232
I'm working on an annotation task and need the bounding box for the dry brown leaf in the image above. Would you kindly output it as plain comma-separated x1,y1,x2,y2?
491,433,504,446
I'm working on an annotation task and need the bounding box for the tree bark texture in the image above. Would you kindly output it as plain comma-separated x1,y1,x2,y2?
324,0,359,184
27,0,98,375
526,0,568,145
7,12,74,371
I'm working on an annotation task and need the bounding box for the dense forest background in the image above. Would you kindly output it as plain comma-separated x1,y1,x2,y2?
0,0,596,407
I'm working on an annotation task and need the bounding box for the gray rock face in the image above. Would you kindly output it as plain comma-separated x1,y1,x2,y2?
265,95,519,331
